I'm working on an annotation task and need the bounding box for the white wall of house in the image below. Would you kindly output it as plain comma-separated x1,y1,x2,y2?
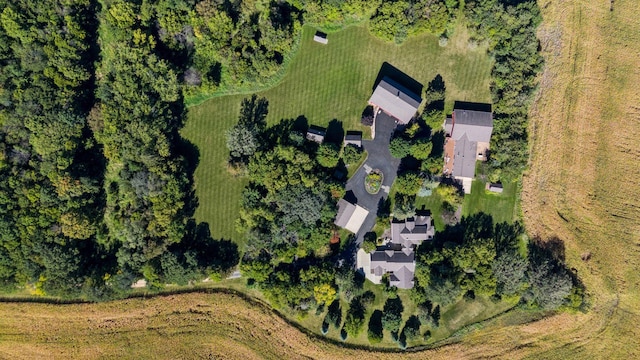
459,177,473,194
356,249,382,285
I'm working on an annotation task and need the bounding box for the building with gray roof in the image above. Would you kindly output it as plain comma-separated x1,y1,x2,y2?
356,216,434,289
443,107,494,193
368,77,422,124
344,131,362,148
306,126,326,143
390,215,435,249
334,199,369,234
365,248,417,289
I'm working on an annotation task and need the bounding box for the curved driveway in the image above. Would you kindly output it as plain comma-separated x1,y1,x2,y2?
345,112,401,243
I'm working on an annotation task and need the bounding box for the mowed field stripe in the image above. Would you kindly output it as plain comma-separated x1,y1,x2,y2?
183,23,493,249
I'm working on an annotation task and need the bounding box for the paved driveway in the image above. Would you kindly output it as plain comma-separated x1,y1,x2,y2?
345,112,400,243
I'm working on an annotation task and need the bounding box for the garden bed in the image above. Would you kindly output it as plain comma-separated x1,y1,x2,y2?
365,169,383,194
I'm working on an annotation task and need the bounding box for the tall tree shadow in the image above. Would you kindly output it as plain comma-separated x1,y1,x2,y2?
177,221,240,274
453,101,492,112
373,62,424,97
325,119,345,144
424,74,446,111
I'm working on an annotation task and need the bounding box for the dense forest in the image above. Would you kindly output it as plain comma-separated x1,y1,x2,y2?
0,0,565,317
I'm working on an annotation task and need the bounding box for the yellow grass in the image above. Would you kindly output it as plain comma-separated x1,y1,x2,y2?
0,291,508,360
2,2,640,358
517,0,640,357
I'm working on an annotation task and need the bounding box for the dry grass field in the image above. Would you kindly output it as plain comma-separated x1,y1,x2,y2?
2,1,640,359
0,291,551,360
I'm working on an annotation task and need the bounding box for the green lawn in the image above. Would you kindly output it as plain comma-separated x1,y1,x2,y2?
182,23,492,245
462,180,518,223
181,101,249,246
414,191,447,231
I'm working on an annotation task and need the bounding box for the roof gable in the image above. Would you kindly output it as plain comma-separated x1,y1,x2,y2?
451,109,493,143
334,199,368,234
452,133,478,178
368,76,422,124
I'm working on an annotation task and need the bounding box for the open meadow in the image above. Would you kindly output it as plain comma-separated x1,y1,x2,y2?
181,23,492,244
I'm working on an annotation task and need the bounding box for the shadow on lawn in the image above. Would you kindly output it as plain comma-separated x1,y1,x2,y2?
372,62,424,97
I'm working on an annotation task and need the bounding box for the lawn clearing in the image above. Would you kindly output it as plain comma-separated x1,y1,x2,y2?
414,191,446,231
462,180,518,223
181,101,248,246
183,23,492,245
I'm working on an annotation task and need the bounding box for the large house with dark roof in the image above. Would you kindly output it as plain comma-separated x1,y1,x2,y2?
368,76,422,125
444,108,494,193
357,215,434,289
390,215,435,248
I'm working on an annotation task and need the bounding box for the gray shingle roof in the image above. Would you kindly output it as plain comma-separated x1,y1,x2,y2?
452,133,478,179
370,249,416,289
390,216,434,248
368,77,422,124
451,110,493,143
306,127,326,143
334,199,368,233
344,132,362,147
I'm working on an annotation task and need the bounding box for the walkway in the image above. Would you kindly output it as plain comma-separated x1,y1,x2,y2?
345,112,401,244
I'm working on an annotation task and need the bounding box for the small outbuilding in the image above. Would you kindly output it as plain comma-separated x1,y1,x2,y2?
344,131,363,148
306,126,326,143
334,199,369,234
487,183,504,193
313,31,328,45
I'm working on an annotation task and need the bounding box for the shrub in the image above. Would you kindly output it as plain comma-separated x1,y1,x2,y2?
410,139,433,160
381,297,404,334
417,301,433,323
389,137,411,158
316,143,340,168
313,283,337,306
362,238,377,253
393,193,416,220
395,171,423,195
360,290,376,307
288,131,305,146
343,299,366,337
402,315,421,341
342,144,362,165
367,310,384,344
324,300,342,329
361,106,374,126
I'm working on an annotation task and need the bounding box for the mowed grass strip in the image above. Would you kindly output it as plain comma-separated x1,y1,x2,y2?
462,180,518,224
183,23,493,245
182,99,248,246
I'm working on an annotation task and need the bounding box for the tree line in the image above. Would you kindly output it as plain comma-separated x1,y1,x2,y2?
0,0,239,299
412,215,582,311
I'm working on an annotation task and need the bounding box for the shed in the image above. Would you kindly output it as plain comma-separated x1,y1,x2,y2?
306,126,326,143
368,76,422,124
313,31,328,44
487,183,504,193
334,199,369,234
344,131,363,147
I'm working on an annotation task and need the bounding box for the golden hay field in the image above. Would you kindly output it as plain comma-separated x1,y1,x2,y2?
1,1,639,359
